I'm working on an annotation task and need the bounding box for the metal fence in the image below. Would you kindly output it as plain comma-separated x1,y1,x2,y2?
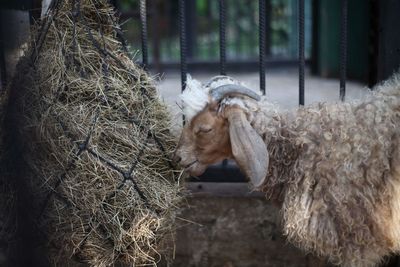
136,0,349,182
138,0,348,103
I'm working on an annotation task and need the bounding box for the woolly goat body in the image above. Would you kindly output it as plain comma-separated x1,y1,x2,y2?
180,74,400,266
247,75,400,266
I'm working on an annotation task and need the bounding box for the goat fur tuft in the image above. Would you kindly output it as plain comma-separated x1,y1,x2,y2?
180,75,243,120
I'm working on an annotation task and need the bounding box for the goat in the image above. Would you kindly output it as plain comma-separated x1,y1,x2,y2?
174,74,400,267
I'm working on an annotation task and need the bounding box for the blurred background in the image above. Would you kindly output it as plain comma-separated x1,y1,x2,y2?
111,0,392,85
2,0,400,93
118,0,312,70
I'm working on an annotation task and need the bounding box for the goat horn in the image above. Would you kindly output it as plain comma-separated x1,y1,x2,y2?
210,84,261,102
205,75,235,88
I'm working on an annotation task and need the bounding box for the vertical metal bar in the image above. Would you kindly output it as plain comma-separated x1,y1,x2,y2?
151,0,161,72
219,0,228,167
186,1,196,60
139,0,148,69
0,17,7,91
110,0,117,8
179,0,187,91
311,0,320,75
367,0,379,87
219,0,226,75
265,0,272,57
28,2,35,26
340,0,347,101
298,0,305,105
259,0,266,95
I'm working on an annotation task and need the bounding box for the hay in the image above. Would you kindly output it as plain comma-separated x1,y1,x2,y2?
8,0,182,265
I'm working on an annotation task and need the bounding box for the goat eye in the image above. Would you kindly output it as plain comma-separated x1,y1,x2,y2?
202,128,212,133
196,126,212,134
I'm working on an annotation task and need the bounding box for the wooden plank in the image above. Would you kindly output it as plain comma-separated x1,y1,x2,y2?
185,182,266,198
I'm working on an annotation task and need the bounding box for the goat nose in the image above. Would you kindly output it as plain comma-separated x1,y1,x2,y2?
172,149,182,164
173,154,182,164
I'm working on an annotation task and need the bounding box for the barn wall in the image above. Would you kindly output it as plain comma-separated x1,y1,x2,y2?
170,191,330,267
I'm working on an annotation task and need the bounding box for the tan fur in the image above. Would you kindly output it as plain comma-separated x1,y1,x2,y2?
175,74,400,266
174,102,232,176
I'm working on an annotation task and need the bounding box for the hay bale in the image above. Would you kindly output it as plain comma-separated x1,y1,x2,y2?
8,0,182,265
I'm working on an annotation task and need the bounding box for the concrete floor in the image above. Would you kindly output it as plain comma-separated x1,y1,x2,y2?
155,68,369,127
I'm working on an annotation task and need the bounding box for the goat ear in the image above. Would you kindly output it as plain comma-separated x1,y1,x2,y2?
226,108,269,188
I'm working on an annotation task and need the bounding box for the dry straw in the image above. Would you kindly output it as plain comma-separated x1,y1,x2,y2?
8,0,182,265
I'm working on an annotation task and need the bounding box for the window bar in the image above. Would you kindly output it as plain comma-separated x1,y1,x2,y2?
109,0,117,8
259,0,266,95
219,0,229,167
0,19,6,91
139,0,148,69
298,0,305,105
340,0,347,101
219,0,226,75
179,0,187,91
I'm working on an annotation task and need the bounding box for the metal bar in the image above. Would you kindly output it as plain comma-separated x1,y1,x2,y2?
139,0,148,68
151,0,161,72
145,58,305,72
219,0,227,167
179,0,187,91
0,18,7,91
31,0,62,64
28,0,35,26
265,0,272,56
298,0,305,105
109,0,117,8
186,182,265,198
310,0,320,75
340,0,347,101
219,0,226,75
186,1,196,60
367,0,379,87
193,162,246,183
259,0,266,95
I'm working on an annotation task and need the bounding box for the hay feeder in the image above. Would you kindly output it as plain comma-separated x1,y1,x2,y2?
7,0,182,265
